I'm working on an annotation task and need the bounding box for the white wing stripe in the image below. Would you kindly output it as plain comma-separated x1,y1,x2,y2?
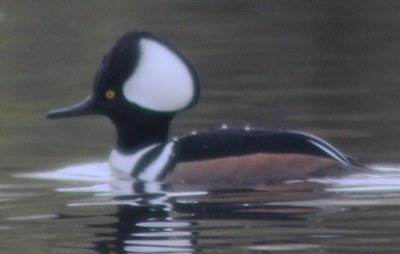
308,140,350,165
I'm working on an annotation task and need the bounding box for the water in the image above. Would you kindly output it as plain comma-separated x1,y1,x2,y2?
0,1,399,253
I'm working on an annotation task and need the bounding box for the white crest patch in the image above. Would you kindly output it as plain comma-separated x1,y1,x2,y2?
123,38,195,112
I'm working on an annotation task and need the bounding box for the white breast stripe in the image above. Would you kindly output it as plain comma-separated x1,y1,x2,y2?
138,142,175,181
109,144,159,176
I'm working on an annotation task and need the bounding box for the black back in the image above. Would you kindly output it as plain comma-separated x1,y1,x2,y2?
173,128,353,165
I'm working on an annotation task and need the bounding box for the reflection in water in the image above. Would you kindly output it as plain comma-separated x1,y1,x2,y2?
91,205,195,253
7,164,400,253
24,163,333,253
80,182,328,254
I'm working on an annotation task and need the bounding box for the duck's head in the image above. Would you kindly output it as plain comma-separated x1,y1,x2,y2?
48,31,200,151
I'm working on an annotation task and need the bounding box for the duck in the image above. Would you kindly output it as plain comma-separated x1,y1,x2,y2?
47,31,365,186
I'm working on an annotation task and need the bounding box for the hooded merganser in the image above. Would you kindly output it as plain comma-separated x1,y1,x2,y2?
47,31,364,186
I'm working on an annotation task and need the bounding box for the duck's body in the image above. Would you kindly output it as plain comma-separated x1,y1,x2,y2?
108,128,361,185
48,31,364,186
169,153,352,185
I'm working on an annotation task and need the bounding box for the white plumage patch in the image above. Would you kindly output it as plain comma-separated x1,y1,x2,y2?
109,144,159,177
308,140,350,165
137,142,174,181
109,142,175,181
122,38,195,112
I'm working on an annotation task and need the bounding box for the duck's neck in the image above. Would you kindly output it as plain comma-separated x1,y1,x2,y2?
112,110,174,153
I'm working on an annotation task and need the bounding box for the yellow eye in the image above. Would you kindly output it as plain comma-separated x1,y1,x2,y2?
105,90,116,100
